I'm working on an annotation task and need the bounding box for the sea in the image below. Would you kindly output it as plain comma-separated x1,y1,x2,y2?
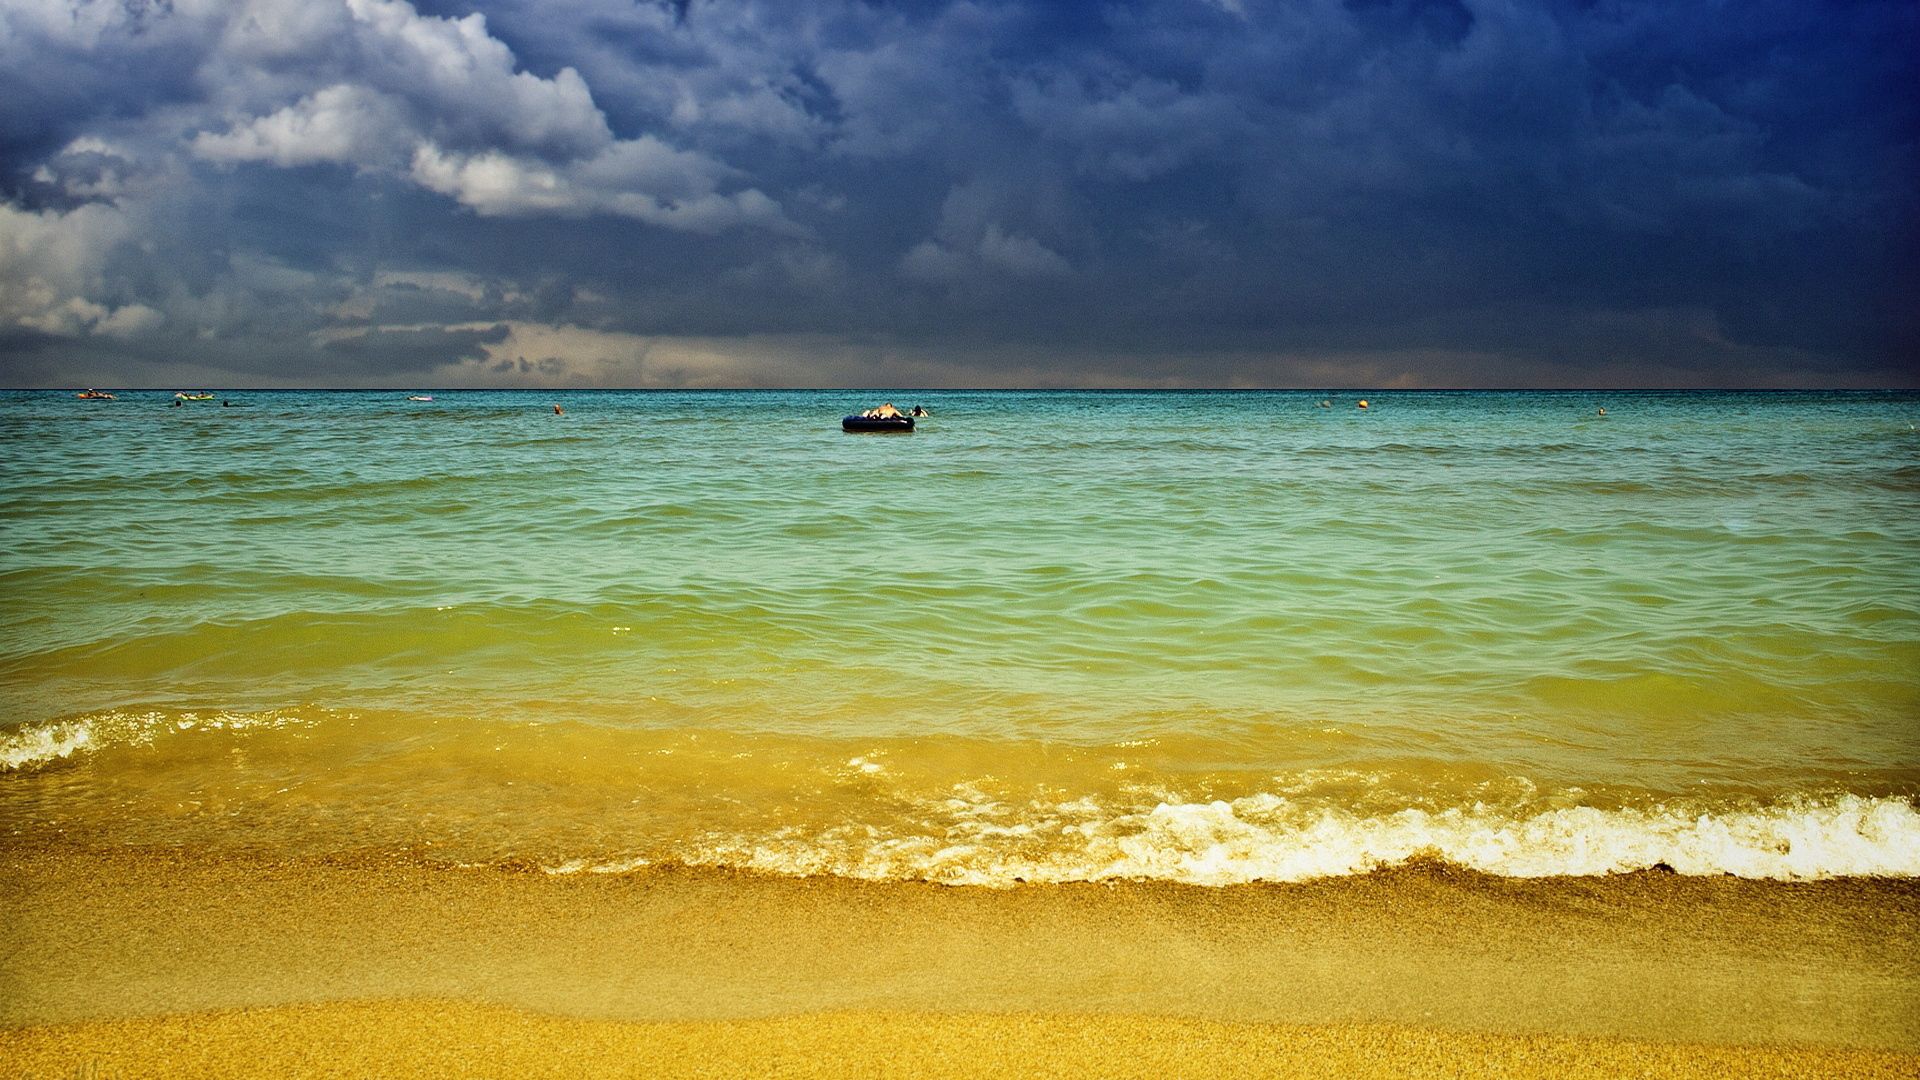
3,389,1917,885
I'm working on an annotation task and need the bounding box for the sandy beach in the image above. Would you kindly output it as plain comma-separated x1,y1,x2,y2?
3,844,1914,1077
9,1002,1917,1080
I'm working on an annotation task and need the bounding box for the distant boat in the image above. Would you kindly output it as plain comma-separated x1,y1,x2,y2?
76,389,115,400
174,392,215,401
407,394,435,402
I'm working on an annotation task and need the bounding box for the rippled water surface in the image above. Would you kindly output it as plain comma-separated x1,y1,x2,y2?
4,389,1917,882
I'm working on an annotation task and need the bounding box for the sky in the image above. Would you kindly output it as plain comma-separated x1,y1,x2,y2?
0,0,1914,389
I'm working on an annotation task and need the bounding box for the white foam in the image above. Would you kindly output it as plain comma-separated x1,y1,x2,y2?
0,709,317,771
1064,794,1920,884
0,719,96,770
549,792,1920,886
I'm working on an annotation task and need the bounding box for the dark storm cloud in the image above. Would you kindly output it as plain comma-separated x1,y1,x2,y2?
0,1,212,188
1,0,1913,387
320,321,511,373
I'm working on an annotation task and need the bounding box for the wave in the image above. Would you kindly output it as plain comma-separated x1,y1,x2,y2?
550,791,1920,886
9,709,1916,885
0,718,97,770
0,709,319,771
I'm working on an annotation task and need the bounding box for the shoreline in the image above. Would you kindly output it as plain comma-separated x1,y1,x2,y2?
3,843,1915,1076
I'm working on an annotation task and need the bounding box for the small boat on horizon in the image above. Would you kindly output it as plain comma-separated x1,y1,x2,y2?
407,395,434,402
174,392,215,401
76,389,115,400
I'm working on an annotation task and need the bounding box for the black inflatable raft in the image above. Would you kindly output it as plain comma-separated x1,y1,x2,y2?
842,415,914,432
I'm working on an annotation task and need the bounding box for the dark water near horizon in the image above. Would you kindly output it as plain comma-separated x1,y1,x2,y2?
3,389,1917,883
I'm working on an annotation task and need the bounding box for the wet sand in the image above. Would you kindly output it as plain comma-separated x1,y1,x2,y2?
2,844,1915,1076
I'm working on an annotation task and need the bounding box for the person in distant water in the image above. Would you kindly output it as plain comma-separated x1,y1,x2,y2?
553,403,564,415
172,397,182,407
909,405,928,417
862,402,903,418
1597,407,1607,417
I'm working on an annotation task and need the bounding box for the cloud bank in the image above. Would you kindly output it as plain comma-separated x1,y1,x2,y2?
1,0,1914,387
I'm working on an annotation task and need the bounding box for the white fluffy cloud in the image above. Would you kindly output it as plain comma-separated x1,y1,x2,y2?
194,84,410,167
189,0,787,231
409,140,793,232
0,200,163,338
340,0,609,155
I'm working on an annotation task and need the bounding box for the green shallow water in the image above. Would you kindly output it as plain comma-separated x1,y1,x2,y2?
3,389,1918,881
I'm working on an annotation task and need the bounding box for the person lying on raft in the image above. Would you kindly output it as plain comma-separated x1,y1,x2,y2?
860,403,904,418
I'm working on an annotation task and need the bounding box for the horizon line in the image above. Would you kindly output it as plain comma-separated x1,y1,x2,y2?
20,386,1920,394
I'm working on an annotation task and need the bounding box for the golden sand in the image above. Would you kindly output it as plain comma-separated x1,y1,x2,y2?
4,1001,1916,1080
2,845,1915,1076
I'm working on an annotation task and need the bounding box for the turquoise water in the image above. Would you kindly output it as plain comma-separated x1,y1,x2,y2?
4,389,1918,882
